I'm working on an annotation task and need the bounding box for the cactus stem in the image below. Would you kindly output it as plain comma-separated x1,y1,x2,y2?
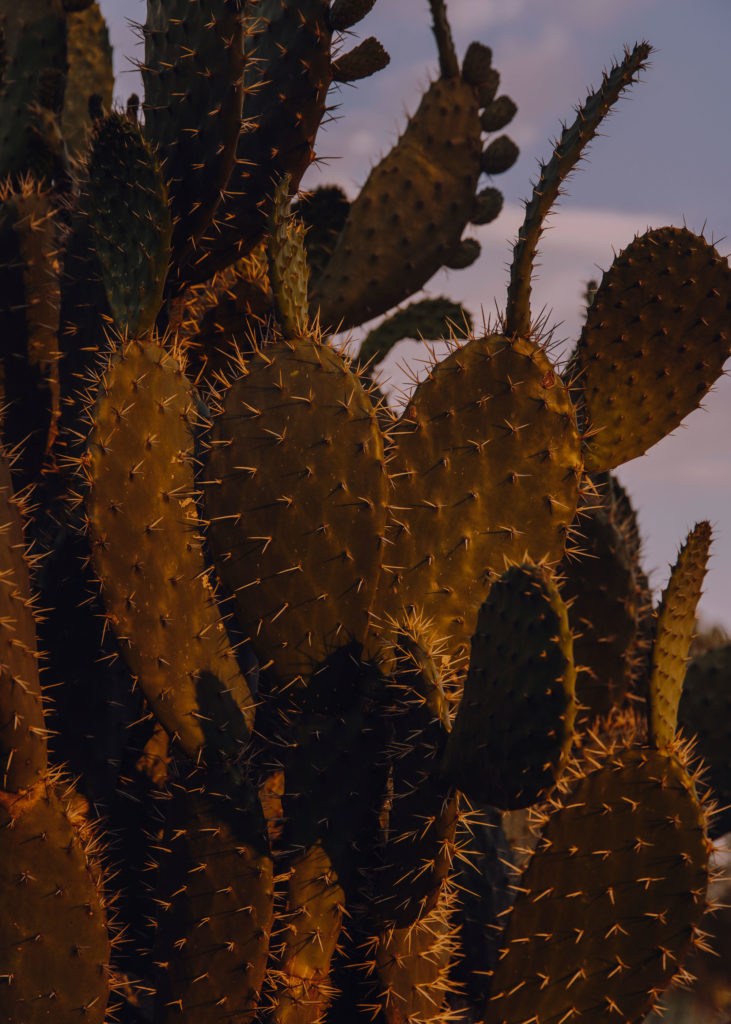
427,0,459,79
505,41,652,339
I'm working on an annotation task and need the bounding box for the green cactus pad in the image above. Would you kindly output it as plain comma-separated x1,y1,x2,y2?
358,298,472,369
380,334,582,656
310,73,483,331
442,564,576,810
649,522,711,750
487,746,709,1024
0,781,110,1022
62,2,113,156
678,642,731,838
205,337,388,686
268,176,310,339
0,452,46,792
573,228,731,472
142,0,244,264
84,113,171,333
154,771,274,1024
559,502,639,718
84,339,255,759
186,0,335,283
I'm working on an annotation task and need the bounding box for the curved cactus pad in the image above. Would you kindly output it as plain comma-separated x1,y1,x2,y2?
649,522,711,749
380,334,582,656
206,337,388,685
0,781,110,1023
442,564,576,810
573,227,731,472
85,339,255,759
488,746,709,1024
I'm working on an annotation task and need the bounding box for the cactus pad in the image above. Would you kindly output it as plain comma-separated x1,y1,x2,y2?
270,841,345,1024
85,113,171,333
442,564,576,810
649,522,711,749
187,0,336,282
372,621,456,927
154,771,275,1023
206,337,388,685
0,0,69,182
84,339,255,759
373,893,457,1024
268,177,310,339
487,746,709,1024
310,74,483,330
0,179,61,485
380,334,582,655
0,780,110,1022
142,0,244,264
573,228,731,472
358,298,472,369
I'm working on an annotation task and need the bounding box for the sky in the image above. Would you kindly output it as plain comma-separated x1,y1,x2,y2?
101,0,731,629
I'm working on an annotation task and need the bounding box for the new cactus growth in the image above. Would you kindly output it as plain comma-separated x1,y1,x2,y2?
0,2,730,1022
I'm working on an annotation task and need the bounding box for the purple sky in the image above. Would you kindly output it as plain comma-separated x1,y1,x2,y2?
101,0,731,629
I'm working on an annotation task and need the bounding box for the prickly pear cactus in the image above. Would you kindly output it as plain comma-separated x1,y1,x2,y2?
0,2,729,1023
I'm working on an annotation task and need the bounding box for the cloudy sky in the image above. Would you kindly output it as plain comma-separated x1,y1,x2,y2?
101,0,731,628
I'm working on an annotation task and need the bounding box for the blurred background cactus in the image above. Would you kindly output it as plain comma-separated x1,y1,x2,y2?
0,2,730,1023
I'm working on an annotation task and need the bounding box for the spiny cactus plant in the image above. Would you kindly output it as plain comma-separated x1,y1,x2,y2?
0,2,730,1023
